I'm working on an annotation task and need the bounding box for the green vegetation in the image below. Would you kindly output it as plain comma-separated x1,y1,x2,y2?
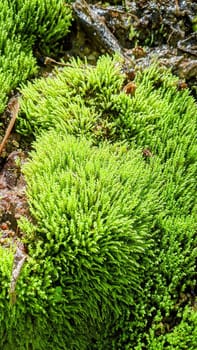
1,52,197,348
15,56,197,348
18,55,125,137
1,131,161,349
0,0,72,113
0,0,196,348
192,16,197,32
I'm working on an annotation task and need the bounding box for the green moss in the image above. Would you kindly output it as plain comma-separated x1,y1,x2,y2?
18,55,125,136
18,56,197,217
1,55,197,348
21,56,197,206
165,306,197,350
18,56,196,165
192,16,197,32
15,55,197,348
0,0,72,113
0,132,160,349
142,306,197,350
0,247,14,344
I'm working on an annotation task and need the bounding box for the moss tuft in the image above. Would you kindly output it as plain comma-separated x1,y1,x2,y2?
1,131,161,349
2,55,197,348
0,0,72,113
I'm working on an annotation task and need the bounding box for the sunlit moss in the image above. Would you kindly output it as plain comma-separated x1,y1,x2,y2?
1,54,197,348
0,131,161,349
0,0,72,113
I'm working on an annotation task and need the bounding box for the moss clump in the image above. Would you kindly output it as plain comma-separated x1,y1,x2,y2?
18,56,196,166
0,131,160,349
15,55,197,348
0,0,72,113
19,55,197,214
18,55,125,136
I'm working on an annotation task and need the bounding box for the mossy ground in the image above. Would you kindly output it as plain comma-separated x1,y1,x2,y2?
0,1,197,350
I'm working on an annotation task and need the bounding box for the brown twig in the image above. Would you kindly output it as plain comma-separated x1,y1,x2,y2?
44,56,68,66
9,242,27,304
0,97,19,155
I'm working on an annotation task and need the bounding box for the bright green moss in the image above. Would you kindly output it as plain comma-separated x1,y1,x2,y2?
18,55,125,136
0,131,161,349
18,56,197,168
192,16,197,32
15,55,197,348
165,306,197,350
1,0,72,50
18,55,197,216
0,0,72,113
21,131,160,262
0,247,14,344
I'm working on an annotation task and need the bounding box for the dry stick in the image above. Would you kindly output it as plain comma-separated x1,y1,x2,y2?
44,56,69,66
0,97,19,155
9,246,27,304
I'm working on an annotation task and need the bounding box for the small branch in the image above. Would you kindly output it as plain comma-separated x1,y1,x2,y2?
44,56,68,66
0,97,19,155
9,242,27,304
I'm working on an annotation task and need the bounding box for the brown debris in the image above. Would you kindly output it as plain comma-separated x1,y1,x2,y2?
132,46,146,59
177,33,197,57
0,141,30,304
0,97,19,156
0,151,29,244
123,82,137,96
142,148,153,158
71,0,196,99
0,151,29,303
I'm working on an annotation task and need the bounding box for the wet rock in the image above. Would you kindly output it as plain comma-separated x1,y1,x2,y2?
71,0,197,99
73,0,123,55
178,33,197,56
